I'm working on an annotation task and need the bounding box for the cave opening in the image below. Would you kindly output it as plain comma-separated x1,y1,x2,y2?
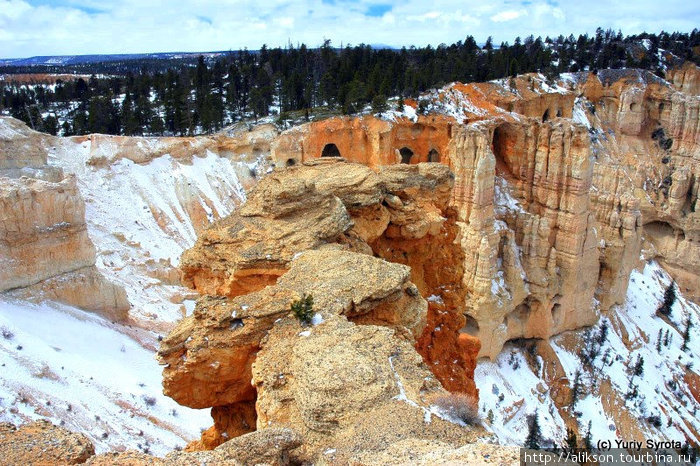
286,158,296,167
321,143,341,158
556,108,562,118
492,124,517,180
461,314,480,337
399,147,414,164
542,109,550,122
644,220,685,241
428,148,440,163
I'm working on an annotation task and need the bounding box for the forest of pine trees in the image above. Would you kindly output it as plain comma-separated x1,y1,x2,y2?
1,28,698,137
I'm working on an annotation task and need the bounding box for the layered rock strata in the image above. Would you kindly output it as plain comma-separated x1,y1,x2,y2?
0,174,129,319
161,160,482,458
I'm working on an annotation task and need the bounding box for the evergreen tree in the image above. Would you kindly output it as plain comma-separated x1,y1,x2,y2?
681,317,693,352
633,355,644,377
658,283,677,316
371,94,388,114
525,410,542,450
571,369,582,408
583,421,593,450
564,427,578,451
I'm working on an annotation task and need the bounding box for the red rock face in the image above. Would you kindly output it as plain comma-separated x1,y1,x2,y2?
370,208,480,399
271,114,454,168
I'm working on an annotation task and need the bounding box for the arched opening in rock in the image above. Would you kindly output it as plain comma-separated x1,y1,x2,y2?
399,147,414,164
556,108,562,118
551,303,562,326
321,143,341,158
659,102,665,112
630,102,639,111
492,124,517,180
542,109,550,122
644,220,685,241
428,148,440,163
286,158,296,167
461,314,480,337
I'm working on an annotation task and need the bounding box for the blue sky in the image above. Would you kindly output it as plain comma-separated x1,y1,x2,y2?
1,0,698,58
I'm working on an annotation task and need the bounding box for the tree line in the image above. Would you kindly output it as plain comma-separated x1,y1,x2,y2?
1,28,698,136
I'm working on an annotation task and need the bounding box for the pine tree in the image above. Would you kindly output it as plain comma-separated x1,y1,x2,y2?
656,328,663,353
571,370,582,408
525,410,542,450
583,421,593,449
658,283,676,316
681,317,693,352
564,427,578,451
371,94,388,114
633,355,644,377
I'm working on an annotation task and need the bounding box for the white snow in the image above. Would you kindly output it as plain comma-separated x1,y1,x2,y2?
0,298,210,455
478,260,700,447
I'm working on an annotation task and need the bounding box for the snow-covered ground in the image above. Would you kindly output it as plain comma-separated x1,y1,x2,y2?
476,260,700,447
0,298,211,455
1,127,272,453
49,139,270,324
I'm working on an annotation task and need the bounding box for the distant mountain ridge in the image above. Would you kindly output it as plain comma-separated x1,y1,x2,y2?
0,51,230,67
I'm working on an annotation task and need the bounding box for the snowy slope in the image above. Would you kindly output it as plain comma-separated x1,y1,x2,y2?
1,130,272,453
49,140,270,324
476,260,700,447
0,298,210,455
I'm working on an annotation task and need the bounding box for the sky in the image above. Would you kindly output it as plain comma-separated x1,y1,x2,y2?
0,0,698,58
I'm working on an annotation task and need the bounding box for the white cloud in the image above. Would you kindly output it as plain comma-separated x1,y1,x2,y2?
490,9,527,22
0,0,697,58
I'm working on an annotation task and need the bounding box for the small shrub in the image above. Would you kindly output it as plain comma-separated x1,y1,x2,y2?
291,294,314,325
1,326,14,340
647,415,662,428
431,392,480,426
142,396,157,407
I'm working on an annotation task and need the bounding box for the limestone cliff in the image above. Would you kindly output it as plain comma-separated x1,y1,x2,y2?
0,123,129,319
161,160,483,460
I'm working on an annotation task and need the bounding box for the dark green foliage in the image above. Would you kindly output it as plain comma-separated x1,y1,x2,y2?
2,28,699,137
658,282,677,316
570,369,582,408
525,410,542,450
681,317,693,352
633,355,644,377
564,427,578,451
583,421,593,450
371,94,388,114
291,293,314,325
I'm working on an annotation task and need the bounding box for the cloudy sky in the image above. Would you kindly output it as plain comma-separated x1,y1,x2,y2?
1,0,698,58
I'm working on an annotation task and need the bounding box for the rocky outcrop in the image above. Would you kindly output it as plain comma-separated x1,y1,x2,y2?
75,123,278,167
0,175,129,318
161,160,483,460
269,76,601,359
573,67,700,302
1,421,301,466
0,420,95,465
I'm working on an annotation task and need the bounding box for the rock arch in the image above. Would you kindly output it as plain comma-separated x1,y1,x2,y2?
492,124,518,179
461,314,480,337
542,109,550,122
321,143,341,158
428,148,440,163
399,147,414,164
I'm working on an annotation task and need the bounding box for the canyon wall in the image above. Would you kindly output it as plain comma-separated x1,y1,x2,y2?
161,160,482,460
266,67,699,359
0,119,131,320
577,68,700,302
270,77,602,359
